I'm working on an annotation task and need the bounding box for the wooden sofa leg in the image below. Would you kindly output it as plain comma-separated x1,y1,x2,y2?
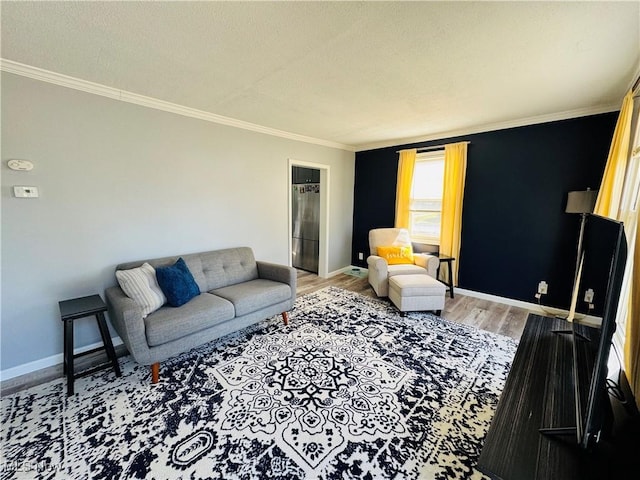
281,312,289,326
151,362,160,384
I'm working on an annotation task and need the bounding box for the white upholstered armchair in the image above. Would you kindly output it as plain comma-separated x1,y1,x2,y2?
367,228,440,297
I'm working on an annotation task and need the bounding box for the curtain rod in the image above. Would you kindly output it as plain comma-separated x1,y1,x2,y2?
396,141,470,154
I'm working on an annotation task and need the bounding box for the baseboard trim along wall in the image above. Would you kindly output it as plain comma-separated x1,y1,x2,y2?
327,265,368,278
0,337,124,383
1,270,362,383
2,279,599,386
455,287,602,328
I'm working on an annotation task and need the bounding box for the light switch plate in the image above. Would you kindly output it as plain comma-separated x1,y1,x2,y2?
13,186,39,198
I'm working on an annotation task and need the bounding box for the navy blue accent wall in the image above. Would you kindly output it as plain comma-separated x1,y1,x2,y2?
352,113,618,309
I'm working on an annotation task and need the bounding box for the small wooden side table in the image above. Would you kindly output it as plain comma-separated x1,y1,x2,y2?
59,294,122,396
435,255,455,299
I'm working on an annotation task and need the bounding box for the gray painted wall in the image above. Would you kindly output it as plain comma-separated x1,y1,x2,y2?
1,72,355,373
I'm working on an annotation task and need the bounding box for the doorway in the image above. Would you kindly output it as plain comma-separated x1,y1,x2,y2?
291,166,320,273
288,160,330,278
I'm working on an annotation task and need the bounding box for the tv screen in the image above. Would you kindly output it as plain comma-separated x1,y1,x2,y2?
574,214,627,448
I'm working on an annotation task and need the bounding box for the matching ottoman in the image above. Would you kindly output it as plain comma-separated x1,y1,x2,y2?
388,274,446,314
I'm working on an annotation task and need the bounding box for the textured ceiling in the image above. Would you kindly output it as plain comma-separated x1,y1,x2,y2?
1,1,639,150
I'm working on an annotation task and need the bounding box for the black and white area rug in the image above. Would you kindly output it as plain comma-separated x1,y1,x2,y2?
1,287,517,480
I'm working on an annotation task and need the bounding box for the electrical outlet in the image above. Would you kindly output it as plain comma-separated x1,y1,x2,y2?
584,288,594,303
538,281,548,295
358,252,364,260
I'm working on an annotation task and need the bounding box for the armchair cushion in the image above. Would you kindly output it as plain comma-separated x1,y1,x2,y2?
369,228,412,256
376,245,414,265
388,264,428,276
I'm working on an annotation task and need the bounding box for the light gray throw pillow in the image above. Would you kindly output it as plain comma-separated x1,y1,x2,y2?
116,262,166,318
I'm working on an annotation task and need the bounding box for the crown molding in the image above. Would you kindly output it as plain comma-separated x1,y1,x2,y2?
2,58,624,155
0,58,356,152
354,104,620,152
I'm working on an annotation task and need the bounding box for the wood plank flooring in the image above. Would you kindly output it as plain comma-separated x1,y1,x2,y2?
1,270,530,395
299,269,530,341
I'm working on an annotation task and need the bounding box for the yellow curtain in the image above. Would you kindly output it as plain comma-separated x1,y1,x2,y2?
594,91,634,216
395,149,417,229
440,142,468,285
594,90,639,408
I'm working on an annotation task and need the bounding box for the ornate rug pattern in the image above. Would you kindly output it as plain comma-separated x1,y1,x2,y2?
1,287,517,479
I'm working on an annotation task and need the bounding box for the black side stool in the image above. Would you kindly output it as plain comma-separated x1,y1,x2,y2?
59,294,122,396
436,255,456,299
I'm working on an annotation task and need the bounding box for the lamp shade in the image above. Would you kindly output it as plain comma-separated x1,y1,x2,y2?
565,190,598,214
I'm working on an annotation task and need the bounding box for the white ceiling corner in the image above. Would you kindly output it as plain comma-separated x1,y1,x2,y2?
1,1,638,152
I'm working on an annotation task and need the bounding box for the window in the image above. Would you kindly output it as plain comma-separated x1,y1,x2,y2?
409,151,445,244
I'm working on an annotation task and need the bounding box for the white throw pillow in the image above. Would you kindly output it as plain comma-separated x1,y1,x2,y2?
115,262,166,318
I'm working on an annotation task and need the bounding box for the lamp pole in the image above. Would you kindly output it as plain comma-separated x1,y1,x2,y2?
573,211,588,285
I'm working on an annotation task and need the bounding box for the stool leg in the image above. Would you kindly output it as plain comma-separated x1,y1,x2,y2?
96,312,121,377
64,319,74,396
62,321,68,376
447,261,454,299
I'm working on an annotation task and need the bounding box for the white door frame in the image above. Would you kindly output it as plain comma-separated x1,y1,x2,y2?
288,159,330,278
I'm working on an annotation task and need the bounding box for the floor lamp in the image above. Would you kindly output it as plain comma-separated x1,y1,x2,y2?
565,188,598,306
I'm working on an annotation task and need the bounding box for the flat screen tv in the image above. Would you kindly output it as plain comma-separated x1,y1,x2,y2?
569,213,627,448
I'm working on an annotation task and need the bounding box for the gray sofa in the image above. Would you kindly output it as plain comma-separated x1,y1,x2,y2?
105,247,296,383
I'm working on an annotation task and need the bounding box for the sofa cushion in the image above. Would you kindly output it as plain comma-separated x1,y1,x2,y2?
115,262,166,318
144,293,234,347
114,247,260,293
212,279,292,317
155,258,201,307
197,247,259,291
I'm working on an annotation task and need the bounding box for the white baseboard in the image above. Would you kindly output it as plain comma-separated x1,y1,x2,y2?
455,287,602,327
0,337,123,382
2,267,365,380
327,265,368,278
1,280,599,382
328,268,601,325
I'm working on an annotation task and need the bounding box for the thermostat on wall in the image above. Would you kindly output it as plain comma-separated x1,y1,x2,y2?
13,186,39,198
7,159,34,171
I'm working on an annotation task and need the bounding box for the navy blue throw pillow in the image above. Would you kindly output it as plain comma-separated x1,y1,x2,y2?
155,257,200,307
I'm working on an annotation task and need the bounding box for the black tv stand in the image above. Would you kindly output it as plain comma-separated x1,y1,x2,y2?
539,426,578,437
551,328,590,342
478,313,605,480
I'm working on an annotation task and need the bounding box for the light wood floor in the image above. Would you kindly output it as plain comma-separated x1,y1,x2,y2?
1,270,531,395
298,270,530,341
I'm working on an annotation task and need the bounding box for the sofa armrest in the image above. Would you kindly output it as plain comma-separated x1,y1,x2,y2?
105,286,153,365
256,261,297,297
414,253,439,278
